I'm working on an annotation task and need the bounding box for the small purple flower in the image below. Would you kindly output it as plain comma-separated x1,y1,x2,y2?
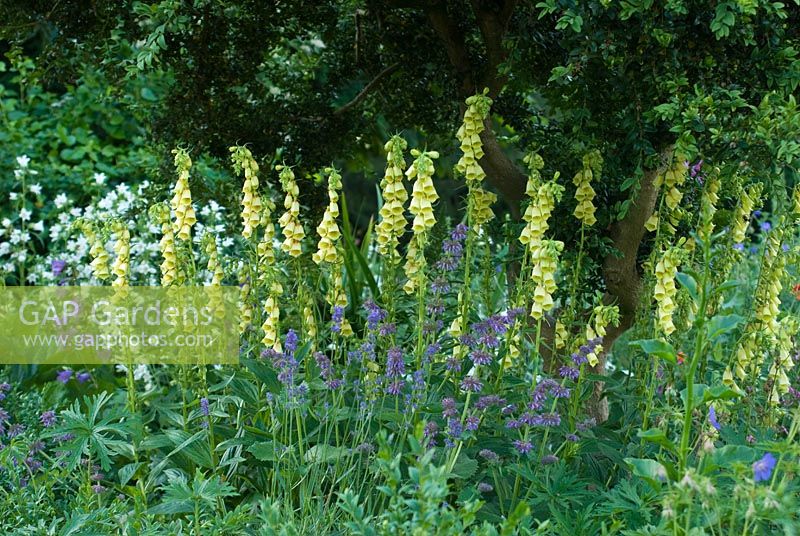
513,439,533,455
566,433,579,442
364,300,387,330
447,418,463,439
753,210,762,218
442,397,457,418
460,376,483,393
331,306,345,333
559,366,580,380
470,350,492,366
445,356,462,373
708,405,721,431
477,482,493,493
753,452,777,482
7,423,25,438
465,415,480,432
76,372,91,384
385,347,405,377
423,421,439,447
40,411,56,427
56,369,72,384
92,484,106,494
479,449,499,463
0,383,10,392
385,380,404,396
761,221,772,232
505,419,522,429
541,454,559,466
284,329,299,355
200,397,210,416
733,243,745,252
451,224,468,241
51,259,67,277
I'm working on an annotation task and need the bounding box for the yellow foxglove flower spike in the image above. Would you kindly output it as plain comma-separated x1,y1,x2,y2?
456,91,497,228
150,203,178,286
313,167,343,265
731,183,762,245
261,281,283,352
403,149,439,294
529,239,563,320
230,146,263,240
110,220,131,288
277,163,305,257
376,135,409,259
697,171,720,242
76,220,110,281
653,246,681,335
572,151,602,227
257,199,278,272
170,148,197,242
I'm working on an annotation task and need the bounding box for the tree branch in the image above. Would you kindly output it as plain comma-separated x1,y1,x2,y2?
333,62,400,116
584,146,672,422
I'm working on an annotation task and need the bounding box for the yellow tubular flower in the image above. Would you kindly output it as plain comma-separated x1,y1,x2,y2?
170,148,197,242
403,149,439,294
261,281,283,352
150,203,177,286
257,199,277,271
230,146,263,240
313,167,343,265
110,220,130,288
572,151,602,227
698,172,721,242
654,246,681,335
662,159,687,211
277,164,305,257
471,187,497,227
520,154,564,246
77,221,110,281
376,135,409,258
585,304,620,367
767,318,796,405
456,91,496,227
238,272,252,335
304,306,317,339
731,183,762,245
529,240,563,320
455,91,492,188
555,320,568,350
792,184,800,219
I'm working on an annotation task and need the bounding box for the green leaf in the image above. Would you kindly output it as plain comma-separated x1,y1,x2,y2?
625,457,668,489
705,314,743,340
248,441,279,462
680,384,708,410
675,272,699,303
118,462,143,486
702,384,739,403
629,339,677,364
637,429,677,454
305,444,350,464
450,454,478,480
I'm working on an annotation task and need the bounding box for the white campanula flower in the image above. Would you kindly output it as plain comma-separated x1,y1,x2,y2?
222,237,234,248
2,262,14,272
1,219,10,227
31,220,44,233
54,193,69,208
14,250,27,262
10,230,23,244
0,243,9,256
29,183,42,195
94,172,107,185
9,192,18,201
19,208,32,221
16,155,30,168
